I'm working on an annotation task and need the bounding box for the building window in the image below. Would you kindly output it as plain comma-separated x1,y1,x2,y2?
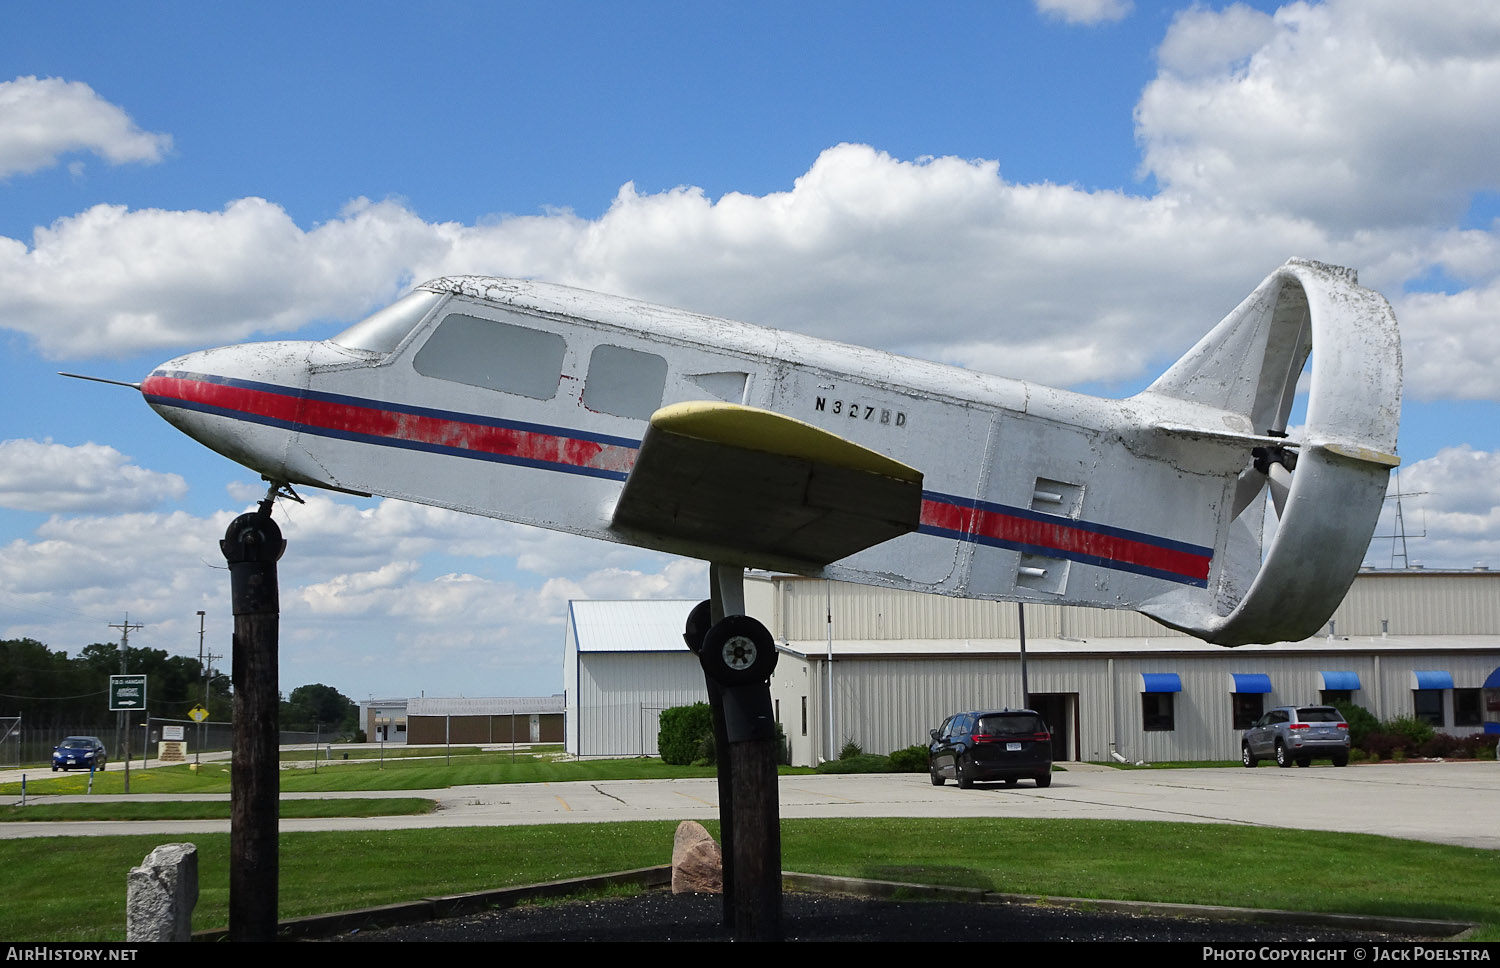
1413,690,1444,726
1320,689,1353,707
1454,688,1482,727
1231,693,1263,730
1143,693,1175,731
800,696,807,736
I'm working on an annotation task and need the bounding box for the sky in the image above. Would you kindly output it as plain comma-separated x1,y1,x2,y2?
3,0,1500,703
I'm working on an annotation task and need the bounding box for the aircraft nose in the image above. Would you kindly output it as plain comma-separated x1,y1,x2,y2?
142,342,314,481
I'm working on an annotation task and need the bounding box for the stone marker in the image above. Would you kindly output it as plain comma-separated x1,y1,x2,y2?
126,843,199,942
671,820,723,894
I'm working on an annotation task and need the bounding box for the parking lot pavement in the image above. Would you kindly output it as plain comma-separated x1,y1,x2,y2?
2,761,1496,847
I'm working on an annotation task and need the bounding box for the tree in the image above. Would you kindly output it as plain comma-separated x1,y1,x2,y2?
281,683,359,736
78,642,223,723
0,638,91,724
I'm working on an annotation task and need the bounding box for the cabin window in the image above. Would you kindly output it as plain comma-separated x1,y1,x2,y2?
413,313,566,400
582,344,668,420
332,290,444,354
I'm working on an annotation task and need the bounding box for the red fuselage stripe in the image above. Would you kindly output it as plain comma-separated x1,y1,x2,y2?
146,373,1206,580
141,375,638,474
920,499,1211,580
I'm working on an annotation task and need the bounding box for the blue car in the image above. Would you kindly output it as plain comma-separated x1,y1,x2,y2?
51,736,108,772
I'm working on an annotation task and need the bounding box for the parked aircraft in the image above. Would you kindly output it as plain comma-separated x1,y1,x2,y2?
129,257,1400,668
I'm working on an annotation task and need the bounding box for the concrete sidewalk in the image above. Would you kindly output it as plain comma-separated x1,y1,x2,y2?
2,761,1495,848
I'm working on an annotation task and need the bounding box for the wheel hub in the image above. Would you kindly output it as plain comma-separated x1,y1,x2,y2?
722,635,757,670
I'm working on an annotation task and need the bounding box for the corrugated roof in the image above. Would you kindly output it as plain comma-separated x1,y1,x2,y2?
568,599,701,653
777,633,1500,659
409,695,565,716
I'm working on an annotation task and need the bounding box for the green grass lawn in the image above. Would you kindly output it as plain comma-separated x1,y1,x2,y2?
277,744,564,762
2,818,1495,942
1,754,816,796
0,798,436,822
1093,760,1243,770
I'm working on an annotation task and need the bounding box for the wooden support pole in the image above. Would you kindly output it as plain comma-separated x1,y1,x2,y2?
726,709,782,941
693,568,783,940
704,677,735,931
221,498,285,942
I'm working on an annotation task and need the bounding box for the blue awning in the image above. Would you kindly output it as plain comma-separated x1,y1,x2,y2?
1484,666,1500,689
1141,673,1181,693
1230,673,1272,694
1320,671,1361,691
1411,670,1454,690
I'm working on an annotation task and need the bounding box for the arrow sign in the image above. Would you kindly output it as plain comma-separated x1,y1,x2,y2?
109,675,148,712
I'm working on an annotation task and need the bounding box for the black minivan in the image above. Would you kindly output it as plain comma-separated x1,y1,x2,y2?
929,709,1052,788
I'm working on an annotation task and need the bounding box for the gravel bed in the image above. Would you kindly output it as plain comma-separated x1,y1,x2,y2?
324,891,1413,943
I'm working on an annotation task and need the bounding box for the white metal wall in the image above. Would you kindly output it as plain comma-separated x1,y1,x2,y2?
771,644,1500,766
1330,572,1500,636
762,576,1189,643
757,570,1500,644
573,652,708,756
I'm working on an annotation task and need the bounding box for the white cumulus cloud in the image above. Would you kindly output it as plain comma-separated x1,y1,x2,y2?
0,196,450,358
0,438,187,512
1371,446,1500,569
3,137,1496,398
1035,0,1133,26
0,76,171,178
1138,0,1500,229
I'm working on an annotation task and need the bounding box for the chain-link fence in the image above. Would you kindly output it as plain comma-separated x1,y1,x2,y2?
0,721,321,769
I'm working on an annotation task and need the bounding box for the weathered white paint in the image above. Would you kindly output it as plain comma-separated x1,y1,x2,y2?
144,260,1400,646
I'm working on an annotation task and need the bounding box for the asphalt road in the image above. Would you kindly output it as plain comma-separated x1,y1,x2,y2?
3,760,1496,848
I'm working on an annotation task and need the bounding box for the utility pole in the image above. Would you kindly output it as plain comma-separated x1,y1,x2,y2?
196,611,207,766
108,615,143,793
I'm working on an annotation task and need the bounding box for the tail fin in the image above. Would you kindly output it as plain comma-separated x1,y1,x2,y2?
1135,259,1401,646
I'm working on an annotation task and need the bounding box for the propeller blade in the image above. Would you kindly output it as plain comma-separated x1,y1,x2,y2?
1268,462,1293,517
1231,466,1268,519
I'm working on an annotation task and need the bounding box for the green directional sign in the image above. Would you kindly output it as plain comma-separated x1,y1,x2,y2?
110,675,147,711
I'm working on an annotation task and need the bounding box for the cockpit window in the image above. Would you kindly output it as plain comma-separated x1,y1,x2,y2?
413,312,566,400
331,290,444,354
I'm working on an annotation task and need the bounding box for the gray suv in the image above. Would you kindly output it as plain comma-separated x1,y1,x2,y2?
1242,705,1350,768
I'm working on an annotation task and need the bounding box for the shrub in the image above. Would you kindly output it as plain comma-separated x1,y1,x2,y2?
838,738,864,761
816,753,892,773
886,744,929,773
658,703,714,766
1459,732,1499,760
1381,715,1435,749
1360,732,1403,760
1418,733,1461,758
1333,703,1380,747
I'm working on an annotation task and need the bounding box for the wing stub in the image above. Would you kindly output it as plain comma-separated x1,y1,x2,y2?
611,402,923,568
